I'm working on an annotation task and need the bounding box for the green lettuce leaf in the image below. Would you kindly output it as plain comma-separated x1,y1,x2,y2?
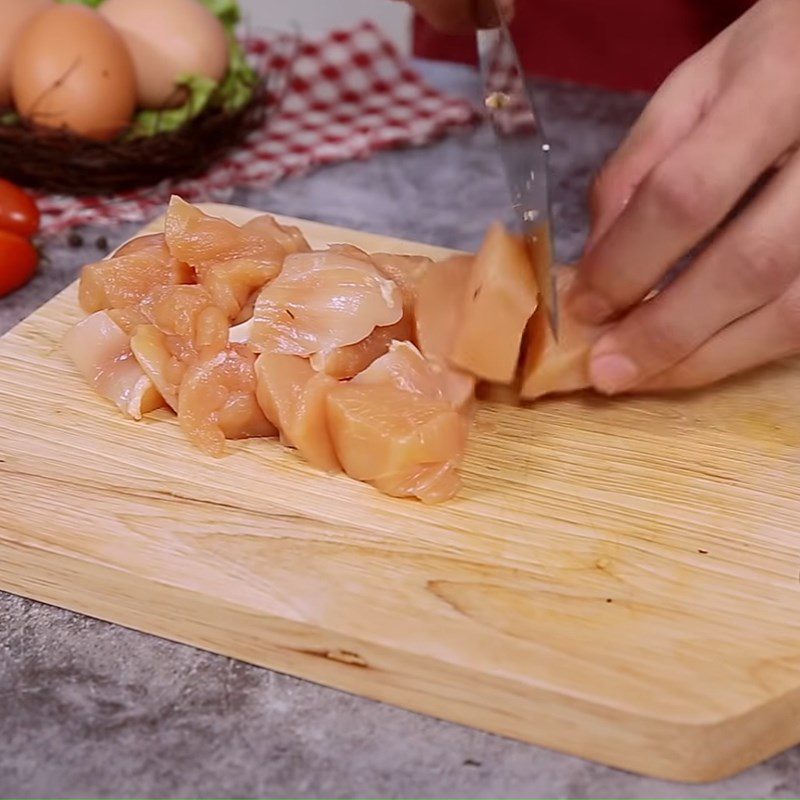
217,36,259,112
198,0,241,34
127,74,217,138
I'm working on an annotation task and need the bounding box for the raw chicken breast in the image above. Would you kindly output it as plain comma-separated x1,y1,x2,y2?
449,222,538,384
322,247,430,315
412,255,477,405
327,385,468,504
130,325,184,411
138,284,228,357
128,285,230,411
178,344,276,457
354,340,474,411
106,307,149,335
164,197,310,319
69,197,526,504
114,232,167,257
327,341,470,503
311,316,413,380
299,246,421,378
250,248,403,359
79,234,193,314
164,196,309,266
254,352,341,473
233,292,257,325
252,246,426,380
370,252,432,315
414,254,472,362
325,243,374,262
196,258,283,322
64,311,165,420
520,268,605,400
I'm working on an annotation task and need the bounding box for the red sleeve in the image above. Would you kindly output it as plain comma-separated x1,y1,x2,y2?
413,0,757,92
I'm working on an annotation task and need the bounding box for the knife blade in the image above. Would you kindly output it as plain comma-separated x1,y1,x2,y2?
476,7,558,339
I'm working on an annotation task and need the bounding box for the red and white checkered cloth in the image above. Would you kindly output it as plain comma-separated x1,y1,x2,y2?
36,21,480,235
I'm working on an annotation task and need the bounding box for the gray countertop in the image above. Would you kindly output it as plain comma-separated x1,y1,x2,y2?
1,61,798,799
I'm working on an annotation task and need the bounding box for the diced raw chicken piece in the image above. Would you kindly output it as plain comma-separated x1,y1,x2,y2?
250,248,403,358
324,246,431,315
300,246,422,378
130,325,186,411
310,316,413,380
254,353,341,473
196,258,283,321
106,307,149,335
371,461,462,505
412,254,478,404
414,254,472,362
370,252,432,315
138,284,228,356
177,344,276,457
79,234,193,314
128,285,230,411
520,268,605,400
164,197,310,319
353,340,474,411
63,311,165,420
216,390,277,443
232,291,257,325
326,243,374,262
438,370,477,414
327,341,470,503
449,222,539,383
113,232,167,257
164,196,309,266
327,383,468,504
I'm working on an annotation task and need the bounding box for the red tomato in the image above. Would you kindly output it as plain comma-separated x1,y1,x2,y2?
0,179,40,238
0,230,38,297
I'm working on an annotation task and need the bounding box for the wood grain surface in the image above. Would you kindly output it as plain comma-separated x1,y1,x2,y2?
2,203,800,783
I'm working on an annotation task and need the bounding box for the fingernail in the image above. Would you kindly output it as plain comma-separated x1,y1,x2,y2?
568,290,613,324
589,353,639,395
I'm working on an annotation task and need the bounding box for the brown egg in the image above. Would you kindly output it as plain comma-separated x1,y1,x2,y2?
0,0,52,107
101,0,229,110
11,4,137,141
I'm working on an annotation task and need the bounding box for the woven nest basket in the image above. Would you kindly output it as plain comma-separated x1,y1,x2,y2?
0,69,281,196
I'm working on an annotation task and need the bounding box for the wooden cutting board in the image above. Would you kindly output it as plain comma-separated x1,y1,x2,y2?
3,203,800,783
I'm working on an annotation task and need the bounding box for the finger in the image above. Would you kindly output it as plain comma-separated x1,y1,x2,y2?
587,50,717,252
587,16,743,250
631,277,800,393
571,63,800,326
586,148,800,393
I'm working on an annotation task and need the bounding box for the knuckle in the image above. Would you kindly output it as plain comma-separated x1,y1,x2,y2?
643,163,719,229
729,237,795,298
636,313,692,366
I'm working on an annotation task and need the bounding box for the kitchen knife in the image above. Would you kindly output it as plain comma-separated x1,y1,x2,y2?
477,5,558,338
